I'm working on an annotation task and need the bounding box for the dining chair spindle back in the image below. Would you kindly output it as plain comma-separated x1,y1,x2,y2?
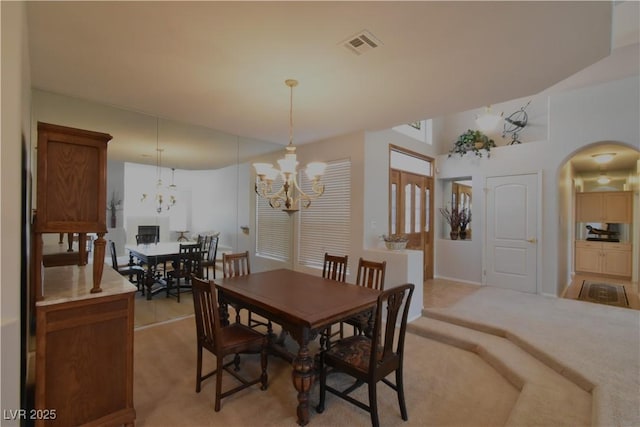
322,252,349,282
320,253,349,348
222,251,251,278
222,251,271,332
355,258,386,291
201,235,219,280
191,276,268,412
166,243,202,302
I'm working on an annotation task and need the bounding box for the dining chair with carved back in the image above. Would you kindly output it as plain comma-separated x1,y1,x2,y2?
191,275,268,411
135,233,158,245
320,252,349,349
197,234,213,262
222,251,272,333
134,233,171,280
109,240,145,295
166,243,202,302
316,283,415,427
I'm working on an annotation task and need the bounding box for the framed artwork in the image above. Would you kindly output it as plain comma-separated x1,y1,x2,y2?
392,120,431,144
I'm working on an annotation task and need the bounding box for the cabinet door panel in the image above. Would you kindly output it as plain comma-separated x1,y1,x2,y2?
603,192,632,223
575,247,601,273
576,193,603,222
602,250,632,277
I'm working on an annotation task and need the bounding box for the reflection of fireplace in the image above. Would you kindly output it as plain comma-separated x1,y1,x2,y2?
137,225,159,244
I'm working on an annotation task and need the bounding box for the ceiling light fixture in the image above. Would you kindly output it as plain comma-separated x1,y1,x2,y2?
141,118,177,213
253,79,326,214
597,174,611,185
475,106,503,132
592,153,616,164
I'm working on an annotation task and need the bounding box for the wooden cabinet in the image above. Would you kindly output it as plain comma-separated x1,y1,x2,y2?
576,191,633,223
36,267,136,427
575,240,632,278
32,123,134,425
33,122,112,300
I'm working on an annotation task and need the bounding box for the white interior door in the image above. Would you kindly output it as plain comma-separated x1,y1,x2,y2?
485,174,538,293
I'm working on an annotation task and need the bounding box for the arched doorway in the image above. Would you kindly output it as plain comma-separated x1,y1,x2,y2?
560,141,639,308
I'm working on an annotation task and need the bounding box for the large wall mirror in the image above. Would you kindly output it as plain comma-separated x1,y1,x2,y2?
31,89,282,327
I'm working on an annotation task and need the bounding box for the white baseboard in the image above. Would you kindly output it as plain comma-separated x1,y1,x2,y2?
434,275,482,286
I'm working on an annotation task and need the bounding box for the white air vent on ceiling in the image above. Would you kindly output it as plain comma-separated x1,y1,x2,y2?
341,30,382,56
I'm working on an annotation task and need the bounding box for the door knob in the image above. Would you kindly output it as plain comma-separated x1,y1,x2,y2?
527,238,537,243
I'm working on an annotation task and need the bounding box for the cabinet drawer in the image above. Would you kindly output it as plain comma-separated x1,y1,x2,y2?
604,243,631,252
575,241,601,249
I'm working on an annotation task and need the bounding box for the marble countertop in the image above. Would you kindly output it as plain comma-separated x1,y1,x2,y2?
37,264,137,306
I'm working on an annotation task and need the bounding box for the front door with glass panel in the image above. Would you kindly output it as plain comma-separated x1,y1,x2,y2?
389,148,434,279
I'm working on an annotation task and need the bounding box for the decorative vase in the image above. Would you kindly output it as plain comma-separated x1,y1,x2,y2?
385,240,408,250
459,230,467,240
110,209,117,228
450,230,459,240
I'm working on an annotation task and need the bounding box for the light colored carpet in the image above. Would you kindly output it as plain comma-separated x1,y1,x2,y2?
409,317,591,426
422,286,640,427
133,315,519,426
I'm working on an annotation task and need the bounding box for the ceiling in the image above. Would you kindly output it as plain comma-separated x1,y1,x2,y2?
570,142,639,184
25,1,622,170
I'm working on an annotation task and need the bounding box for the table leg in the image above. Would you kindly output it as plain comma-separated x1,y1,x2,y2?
144,267,155,300
292,341,314,426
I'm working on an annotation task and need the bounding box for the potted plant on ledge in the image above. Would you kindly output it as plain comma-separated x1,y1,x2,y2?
449,129,496,158
439,206,460,240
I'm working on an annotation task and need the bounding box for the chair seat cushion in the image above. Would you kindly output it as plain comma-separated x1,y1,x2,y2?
326,335,379,374
117,265,144,275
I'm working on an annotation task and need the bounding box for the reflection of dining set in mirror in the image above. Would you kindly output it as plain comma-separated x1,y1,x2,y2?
122,226,229,300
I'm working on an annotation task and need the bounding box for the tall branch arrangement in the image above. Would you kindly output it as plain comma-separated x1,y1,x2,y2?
458,208,471,231
439,206,460,230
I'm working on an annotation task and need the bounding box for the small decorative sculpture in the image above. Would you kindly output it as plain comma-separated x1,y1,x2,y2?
585,225,619,237
502,100,530,145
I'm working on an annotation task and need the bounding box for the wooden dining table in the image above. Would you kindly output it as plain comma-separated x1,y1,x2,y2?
214,268,381,426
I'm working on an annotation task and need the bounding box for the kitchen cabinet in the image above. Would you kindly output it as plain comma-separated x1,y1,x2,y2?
576,191,633,223
575,240,632,278
35,266,137,427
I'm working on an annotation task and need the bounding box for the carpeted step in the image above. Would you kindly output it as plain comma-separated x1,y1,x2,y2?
408,316,592,427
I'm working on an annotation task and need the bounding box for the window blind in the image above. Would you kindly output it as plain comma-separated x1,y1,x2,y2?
298,159,351,269
255,176,291,261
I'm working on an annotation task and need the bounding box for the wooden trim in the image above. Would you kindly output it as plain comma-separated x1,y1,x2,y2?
389,143,435,164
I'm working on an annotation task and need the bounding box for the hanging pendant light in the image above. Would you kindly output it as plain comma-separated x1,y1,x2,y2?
141,118,177,213
597,173,611,185
253,79,326,213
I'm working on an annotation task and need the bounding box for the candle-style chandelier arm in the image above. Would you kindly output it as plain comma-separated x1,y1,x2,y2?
255,172,324,212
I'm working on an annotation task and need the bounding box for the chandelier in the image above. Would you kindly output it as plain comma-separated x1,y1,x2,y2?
253,79,326,213
141,119,177,213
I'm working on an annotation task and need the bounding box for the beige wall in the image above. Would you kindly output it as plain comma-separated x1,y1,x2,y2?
1,1,30,421
435,76,640,294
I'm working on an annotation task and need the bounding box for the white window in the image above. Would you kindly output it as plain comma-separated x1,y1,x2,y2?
255,175,291,261
298,159,351,269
